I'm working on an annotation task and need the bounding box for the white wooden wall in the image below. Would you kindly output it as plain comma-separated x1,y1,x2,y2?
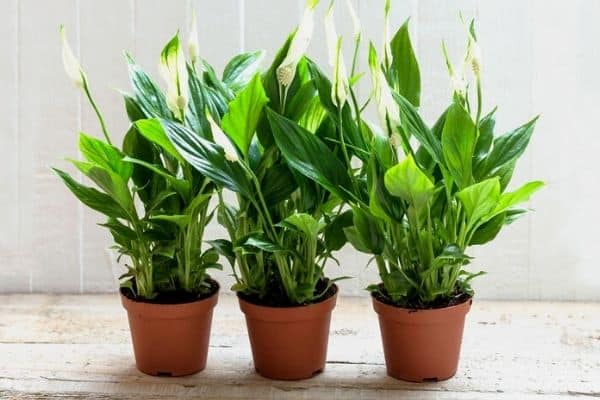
0,0,597,300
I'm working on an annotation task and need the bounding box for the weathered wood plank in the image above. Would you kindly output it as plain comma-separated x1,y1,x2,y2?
0,295,598,398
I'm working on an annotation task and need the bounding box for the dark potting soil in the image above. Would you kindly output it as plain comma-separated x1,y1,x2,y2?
120,278,219,305
238,279,338,308
373,283,472,310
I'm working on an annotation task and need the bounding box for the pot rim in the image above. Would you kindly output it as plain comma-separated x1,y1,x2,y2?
238,284,338,322
121,280,219,319
372,290,472,324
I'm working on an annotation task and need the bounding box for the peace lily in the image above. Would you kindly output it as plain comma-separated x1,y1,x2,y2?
368,43,399,138
59,25,85,88
159,33,188,120
187,11,200,66
324,2,349,106
276,0,319,87
207,113,239,163
346,0,361,40
59,25,111,144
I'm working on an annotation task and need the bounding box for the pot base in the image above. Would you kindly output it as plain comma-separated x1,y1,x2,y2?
239,286,337,381
373,294,471,383
121,282,219,377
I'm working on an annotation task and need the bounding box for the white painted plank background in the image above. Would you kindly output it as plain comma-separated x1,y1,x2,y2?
0,0,598,300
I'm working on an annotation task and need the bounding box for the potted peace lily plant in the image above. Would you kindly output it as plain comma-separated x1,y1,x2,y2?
54,27,259,376
136,0,359,380
273,2,543,383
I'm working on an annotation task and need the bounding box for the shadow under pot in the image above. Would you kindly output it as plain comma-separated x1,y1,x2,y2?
120,280,219,377
372,292,472,382
238,285,338,380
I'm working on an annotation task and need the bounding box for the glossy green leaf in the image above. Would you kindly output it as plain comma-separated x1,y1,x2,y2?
78,133,133,180
384,155,434,208
441,102,476,189
222,50,265,92
456,177,501,229
122,156,190,199
389,19,420,107
280,213,324,238
221,74,268,158
68,160,134,217
134,119,184,163
493,180,544,216
352,207,385,254
185,64,212,139
481,116,538,178
158,119,253,196
324,210,353,251
267,108,354,201
150,214,190,229
125,54,172,119
53,168,128,219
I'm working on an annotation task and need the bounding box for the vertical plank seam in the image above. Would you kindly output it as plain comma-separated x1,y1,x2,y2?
239,0,245,52
76,0,84,294
526,0,535,300
15,0,27,292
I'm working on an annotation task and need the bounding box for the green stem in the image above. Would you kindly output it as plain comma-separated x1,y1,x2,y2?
82,80,111,145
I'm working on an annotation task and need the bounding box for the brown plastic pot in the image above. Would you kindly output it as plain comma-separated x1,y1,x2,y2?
238,285,337,380
372,293,472,382
120,283,219,377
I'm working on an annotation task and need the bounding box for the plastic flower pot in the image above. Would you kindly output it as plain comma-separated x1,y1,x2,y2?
372,293,472,382
120,281,219,377
238,285,338,380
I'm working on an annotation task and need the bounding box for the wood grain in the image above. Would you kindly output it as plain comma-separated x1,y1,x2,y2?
0,295,598,399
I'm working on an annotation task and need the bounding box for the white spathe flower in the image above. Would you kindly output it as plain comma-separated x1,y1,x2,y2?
159,34,188,120
324,2,348,106
276,0,319,87
468,40,482,78
207,114,239,163
59,25,85,88
368,44,399,137
345,0,361,40
187,11,200,65
451,73,467,97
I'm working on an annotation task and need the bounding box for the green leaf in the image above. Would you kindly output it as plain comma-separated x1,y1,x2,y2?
134,119,184,163
185,64,212,139
78,133,133,180
392,92,443,164
470,213,505,245
261,164,297,205
222,50,265,92
206,239,235,267
267,108,354,201
384,155,434,209
221,74,268,158
122,93,146,122
324,210,354,251
352,207,385,254
481,116,538,178
53,168,128,219
473,107,497,163
343,226,372,254
493,180,544,216
441,102,477,189
125,54,172,119
122,156,190,199
159,119,253,196
69,160,134,216
456,177,501,230
280,213,324,238
389,19,420,107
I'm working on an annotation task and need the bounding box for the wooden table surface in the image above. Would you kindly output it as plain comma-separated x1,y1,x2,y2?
0,294,598,399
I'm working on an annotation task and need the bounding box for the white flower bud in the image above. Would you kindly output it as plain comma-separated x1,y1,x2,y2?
59,25,85,88
277,2,317,87
176,95,187,111
345,0,361,40
187,11,199,65
207,114,239,163
324,3,348,106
